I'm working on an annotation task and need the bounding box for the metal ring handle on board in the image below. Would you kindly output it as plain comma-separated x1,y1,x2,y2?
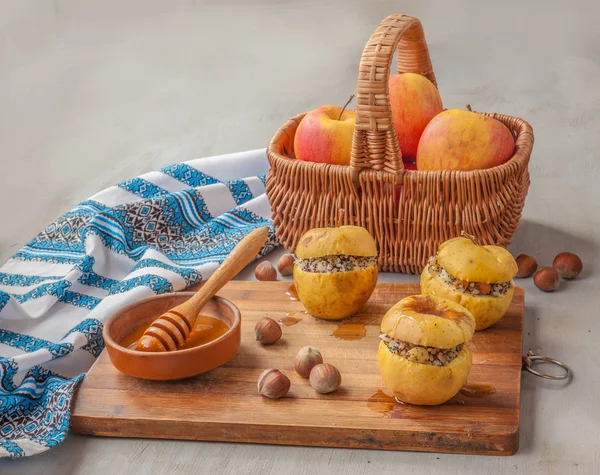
522,354,572,381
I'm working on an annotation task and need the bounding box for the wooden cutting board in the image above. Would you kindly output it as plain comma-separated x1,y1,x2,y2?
70,282,524,455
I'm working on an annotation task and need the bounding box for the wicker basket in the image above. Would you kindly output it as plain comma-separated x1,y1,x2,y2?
266,14,534,274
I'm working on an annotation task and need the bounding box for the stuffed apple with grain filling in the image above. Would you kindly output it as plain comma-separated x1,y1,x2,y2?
378,294,476,406
420,236,518,331
293,226,378,320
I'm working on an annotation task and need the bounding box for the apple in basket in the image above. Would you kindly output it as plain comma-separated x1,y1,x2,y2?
416,109,515,171
389,73,443,157
294,98,356,166
403,160,417,171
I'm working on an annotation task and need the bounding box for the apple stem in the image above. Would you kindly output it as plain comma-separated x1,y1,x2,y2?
460,230,481,245
466,104,473,112
337,94,355,121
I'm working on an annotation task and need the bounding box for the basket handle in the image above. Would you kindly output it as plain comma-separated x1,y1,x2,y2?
350,15,437,183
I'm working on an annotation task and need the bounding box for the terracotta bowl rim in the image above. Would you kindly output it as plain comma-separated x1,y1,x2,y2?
103,292,241,357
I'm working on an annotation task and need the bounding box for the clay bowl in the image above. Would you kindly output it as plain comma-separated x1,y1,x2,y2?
103,292,241,381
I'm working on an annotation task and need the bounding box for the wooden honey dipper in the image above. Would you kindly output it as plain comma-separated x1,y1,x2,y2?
136,226,270,352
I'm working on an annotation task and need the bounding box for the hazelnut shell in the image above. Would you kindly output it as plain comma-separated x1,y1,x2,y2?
533,267,560,292
294,346,324,378
277,254,295,276
552,252,583,279
309,363,342,394
515,254,538,278
255,261,277,281
257,369,290,399
254,317,282,345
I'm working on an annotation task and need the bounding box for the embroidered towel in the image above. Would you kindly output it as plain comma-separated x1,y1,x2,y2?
0,149,278,457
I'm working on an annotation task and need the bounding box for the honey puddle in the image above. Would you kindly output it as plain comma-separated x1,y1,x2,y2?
459,384,496,398
121,315,229,350
367,390,406,416
279,312,302,326
332,314,377,341
285,284,299,301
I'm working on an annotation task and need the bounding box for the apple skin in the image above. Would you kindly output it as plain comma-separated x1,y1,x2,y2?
294,106,356,165
389,73,443,157
416,109,516,171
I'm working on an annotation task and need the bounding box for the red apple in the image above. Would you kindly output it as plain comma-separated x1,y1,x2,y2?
417,109,515,171
294,105,356,165
389,73,443,157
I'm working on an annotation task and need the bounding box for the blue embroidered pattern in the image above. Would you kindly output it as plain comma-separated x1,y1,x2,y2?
0,330,73,360
1,440,24,457
108,275,173,296
159,164,219,187
78,270,118,291
64,319,104,358
0,293,9,313
59,291,101,310
11,280,71,304
117,178,169,199
0,273,64,287
11,249,81,264
227,179,254,205
130,259,202,287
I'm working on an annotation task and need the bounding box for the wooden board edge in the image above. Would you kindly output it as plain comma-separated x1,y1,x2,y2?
69,416,519,456
514,287,524,456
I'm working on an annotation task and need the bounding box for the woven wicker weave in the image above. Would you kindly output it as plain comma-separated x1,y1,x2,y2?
266,14,534,274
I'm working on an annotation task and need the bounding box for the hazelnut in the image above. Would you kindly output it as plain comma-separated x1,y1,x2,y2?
515,254,538,278
533,267,560,292
254,317,282,345
552,252,583,279
257,369,290,399
294,346,323,378
255,261,277,281
309,363,341,394
277,253,295,276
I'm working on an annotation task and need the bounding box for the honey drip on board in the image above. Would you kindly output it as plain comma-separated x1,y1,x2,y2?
332,314,377,340
459,384,496,398
286,284,299,301
367,390,406,416
279,313,302,327
367,390,396,415
121,315,229,351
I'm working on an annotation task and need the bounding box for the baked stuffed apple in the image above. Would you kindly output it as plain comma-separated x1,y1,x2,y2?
293,226,378,320
420,236,518,330
378,294,476,405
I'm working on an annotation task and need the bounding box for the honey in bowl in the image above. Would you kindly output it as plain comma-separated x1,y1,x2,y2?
120,315,229,351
